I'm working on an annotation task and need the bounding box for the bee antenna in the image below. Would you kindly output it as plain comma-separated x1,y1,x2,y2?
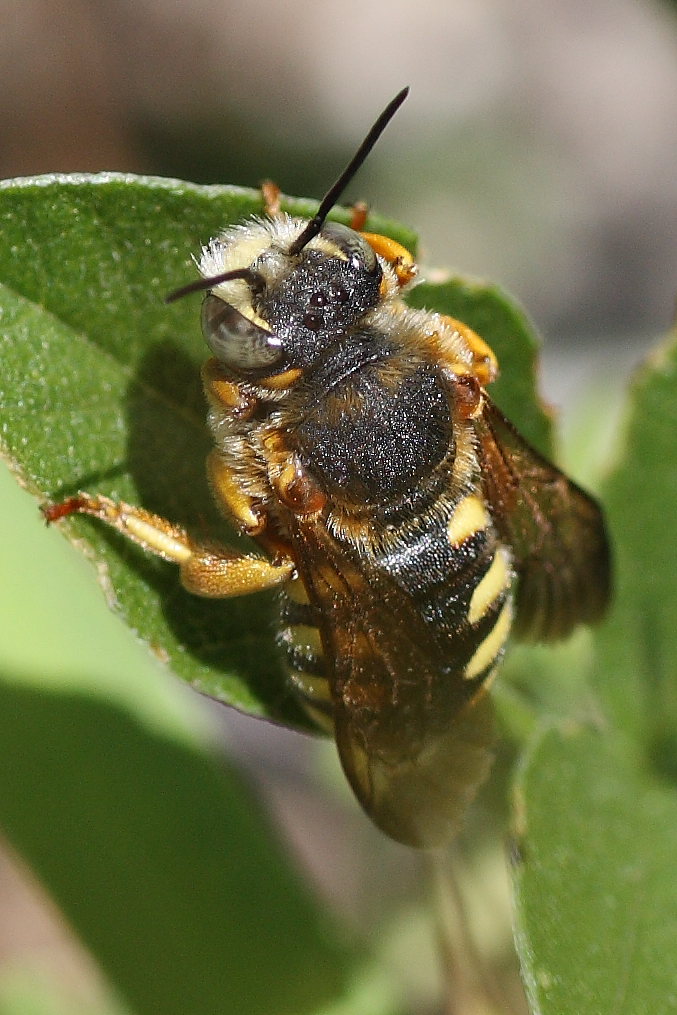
287,86,409,256
165,267,266,303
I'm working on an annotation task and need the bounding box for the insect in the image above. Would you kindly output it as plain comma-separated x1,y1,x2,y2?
44,88,611,848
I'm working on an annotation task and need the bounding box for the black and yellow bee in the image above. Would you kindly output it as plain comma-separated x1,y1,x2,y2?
45,88,611,848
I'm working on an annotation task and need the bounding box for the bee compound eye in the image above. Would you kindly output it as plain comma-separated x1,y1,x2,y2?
320,221,380,276
201,295,285,373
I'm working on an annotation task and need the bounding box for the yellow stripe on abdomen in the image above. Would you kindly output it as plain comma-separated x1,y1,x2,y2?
278,582,334,729
287,668,331,703
283,623,323,657
446,494,490,547
285,575,311,604
468,546,512,625
464,599,513,681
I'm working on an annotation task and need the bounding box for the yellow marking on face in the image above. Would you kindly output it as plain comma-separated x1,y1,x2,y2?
287,623,324,657
447,495,489,547
468,547,512,625
464,599,513,680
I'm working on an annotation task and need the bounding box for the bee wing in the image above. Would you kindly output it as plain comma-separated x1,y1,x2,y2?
292,520,495,847
475,397,612,641
333,673,495,849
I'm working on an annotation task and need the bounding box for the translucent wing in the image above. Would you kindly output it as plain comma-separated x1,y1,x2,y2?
290,517,495,848
475,397,612,641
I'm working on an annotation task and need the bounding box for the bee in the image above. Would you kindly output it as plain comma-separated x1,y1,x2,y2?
44,88,611,848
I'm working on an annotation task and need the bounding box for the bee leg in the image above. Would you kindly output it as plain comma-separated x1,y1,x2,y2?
437,315,499,386
349,201,369,231
358,231,418,287
260,180,282,217
207,450,265,536
350,203,420,288
202,357,324,548
42,494,294,598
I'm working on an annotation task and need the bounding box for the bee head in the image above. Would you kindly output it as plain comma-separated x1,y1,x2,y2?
167,88,409,382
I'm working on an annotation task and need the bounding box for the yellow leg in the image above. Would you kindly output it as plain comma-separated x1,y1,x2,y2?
43,493,294,598
360,231,418,287
207,451,264,536
438,315,499,386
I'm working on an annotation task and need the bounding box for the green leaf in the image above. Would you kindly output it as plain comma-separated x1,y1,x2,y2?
596,333,677,749
0,174,410,720
0,175,423,1015
513,725,677,1015
0,470,361,1015
0,173,549,722
0,676,357,1015
512,329,677,1012
4,173,629,1015
408,276,553,457
0,965,127,1015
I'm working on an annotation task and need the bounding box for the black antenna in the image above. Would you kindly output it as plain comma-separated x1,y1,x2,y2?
165,267,266,304
166,87,409,304
287,86,409,256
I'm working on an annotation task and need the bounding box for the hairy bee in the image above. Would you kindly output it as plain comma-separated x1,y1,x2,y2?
45,88,611,848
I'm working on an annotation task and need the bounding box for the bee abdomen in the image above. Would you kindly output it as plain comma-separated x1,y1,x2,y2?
278,581,334,729
462,545,513,682
380,492,514,687
445,495,514,684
